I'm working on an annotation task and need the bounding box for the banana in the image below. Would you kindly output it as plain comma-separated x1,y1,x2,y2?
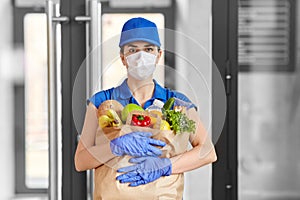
106,109,122,127
98,109,122,128
98,115,113,128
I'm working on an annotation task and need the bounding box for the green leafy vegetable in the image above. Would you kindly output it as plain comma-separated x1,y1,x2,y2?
162,108,196,134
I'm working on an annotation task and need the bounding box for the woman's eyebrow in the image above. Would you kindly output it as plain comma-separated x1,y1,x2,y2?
126,44,154,48
127,44,138,47
144,44,155,47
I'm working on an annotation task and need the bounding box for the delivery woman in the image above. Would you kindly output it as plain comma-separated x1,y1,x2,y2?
74,17,217,199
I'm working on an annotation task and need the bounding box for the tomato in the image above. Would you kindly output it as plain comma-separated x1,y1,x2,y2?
132,114,151,127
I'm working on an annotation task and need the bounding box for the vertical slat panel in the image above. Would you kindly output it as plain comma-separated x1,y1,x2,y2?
238,0,295,71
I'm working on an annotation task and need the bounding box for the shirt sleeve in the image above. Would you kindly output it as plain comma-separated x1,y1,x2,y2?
87,88,114,108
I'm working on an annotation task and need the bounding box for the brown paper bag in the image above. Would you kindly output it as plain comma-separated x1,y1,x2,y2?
94,124,190,200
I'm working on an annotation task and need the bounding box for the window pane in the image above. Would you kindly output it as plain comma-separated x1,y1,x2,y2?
238,72,300,199
238,0,295,71
24,13,48,189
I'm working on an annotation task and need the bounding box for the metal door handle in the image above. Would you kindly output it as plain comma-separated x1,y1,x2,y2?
73,1,102,199
46,1,69,200
52,16,70,23
74,0,102,97
74,16,91,22
89,0,102,96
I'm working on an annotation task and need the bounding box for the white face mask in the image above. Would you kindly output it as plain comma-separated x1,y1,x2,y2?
126,51,157,81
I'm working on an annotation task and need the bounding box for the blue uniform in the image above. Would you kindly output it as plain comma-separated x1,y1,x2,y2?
88,79,195,110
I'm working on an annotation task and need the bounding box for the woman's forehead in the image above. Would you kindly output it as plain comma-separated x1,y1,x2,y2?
124,41,155,48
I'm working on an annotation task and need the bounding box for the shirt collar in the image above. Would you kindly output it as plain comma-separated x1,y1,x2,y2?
115,79,132,99
152,79,167,101
114,79,167,101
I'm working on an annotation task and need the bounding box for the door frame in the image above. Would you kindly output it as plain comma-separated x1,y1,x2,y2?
60,0,87,199
60,0,239,199
212,0,238,199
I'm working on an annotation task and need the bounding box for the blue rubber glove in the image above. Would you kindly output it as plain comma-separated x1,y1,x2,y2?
110,132,166,157
116,157,172,187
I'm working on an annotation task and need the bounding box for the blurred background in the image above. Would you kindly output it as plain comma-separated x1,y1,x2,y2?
0,0,299,199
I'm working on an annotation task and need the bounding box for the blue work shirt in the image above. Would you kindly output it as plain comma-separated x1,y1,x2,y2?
88,79,195,110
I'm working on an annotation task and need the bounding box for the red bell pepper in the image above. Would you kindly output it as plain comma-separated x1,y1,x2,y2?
132,114,151,127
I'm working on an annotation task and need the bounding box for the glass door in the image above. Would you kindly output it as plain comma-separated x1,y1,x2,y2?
238,69,300,200
24,13,49,190
238,0,300,199
12,2,49,197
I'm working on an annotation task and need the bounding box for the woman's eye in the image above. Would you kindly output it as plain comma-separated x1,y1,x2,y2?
145,48,153,52
129,49,136,53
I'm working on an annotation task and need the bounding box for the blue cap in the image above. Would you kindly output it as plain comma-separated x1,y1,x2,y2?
119,17,161,47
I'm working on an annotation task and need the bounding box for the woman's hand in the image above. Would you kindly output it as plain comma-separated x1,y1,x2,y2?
110,132,166,157
116,157,172,187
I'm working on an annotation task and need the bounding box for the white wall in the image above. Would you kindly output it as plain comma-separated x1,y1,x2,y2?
175,0,213,200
